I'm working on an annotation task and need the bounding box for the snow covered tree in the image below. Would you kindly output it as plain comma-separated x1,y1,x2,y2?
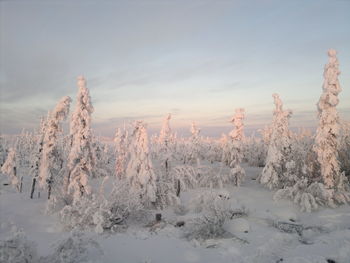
274,50,350,210
314,49,350,205
158,113,172,145
1,148,20,192
314,49,342,189
339,121,350,178
258,94,293,189
15,130,36,169
93,138,110,178
158,113,173,177
126,121,158,208
30,117,48,199
114,126,129,179
227,108,246,186
38,96,71,200
66,76,96,204
0,134,7,167
186,121,201,166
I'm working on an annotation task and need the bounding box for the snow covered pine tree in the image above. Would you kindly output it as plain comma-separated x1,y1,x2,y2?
314,49,350,206
38,96,71,199
126,121,158,208
258,94,292,189
66,76,96,204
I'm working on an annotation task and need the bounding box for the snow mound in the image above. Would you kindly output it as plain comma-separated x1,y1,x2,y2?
223,218,250,233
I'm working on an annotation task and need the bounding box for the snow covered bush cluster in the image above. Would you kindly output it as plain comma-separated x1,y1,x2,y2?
0,228,102,263
185,189,247,241
0,229,39,263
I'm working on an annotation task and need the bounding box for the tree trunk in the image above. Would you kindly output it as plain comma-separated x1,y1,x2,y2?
165,159,169,176
47,177,53,199
47,183,52,199
176,179,181,197
30,177,37,199
19,176,23,193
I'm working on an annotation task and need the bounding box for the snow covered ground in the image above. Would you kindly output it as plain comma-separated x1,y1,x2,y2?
1,165,350,263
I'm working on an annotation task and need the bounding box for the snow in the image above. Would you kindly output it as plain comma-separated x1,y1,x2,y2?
1,164,349,263
223,218,250,233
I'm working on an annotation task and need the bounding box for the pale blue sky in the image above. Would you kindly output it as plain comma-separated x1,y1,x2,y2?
1,0,349,137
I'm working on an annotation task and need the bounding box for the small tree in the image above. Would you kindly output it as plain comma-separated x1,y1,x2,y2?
227,108,246,186
158,113,173,177
186,121,201,166
30,117,47,199
114,126,129,179
66,76,95,204
258,94,292,189
39,96,71,199
1,148,19,192
126,121,157,208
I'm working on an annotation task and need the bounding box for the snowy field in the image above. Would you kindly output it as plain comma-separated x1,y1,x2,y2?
1,165,350,263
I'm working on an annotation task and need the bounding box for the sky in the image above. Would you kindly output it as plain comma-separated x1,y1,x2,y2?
0,0,349,138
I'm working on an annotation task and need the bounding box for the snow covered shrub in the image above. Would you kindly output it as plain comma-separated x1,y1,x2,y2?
60,195,100,231
1,147,20,191
0,229,39,263
66,76,96,204
243,134,266,167
275,173,350,212
41,231,103,263
184,190,239,241
60,179,144,233
170,165,198,193
274,178,321,212
189,189,231,214
259,94,293,189
93,180,143,233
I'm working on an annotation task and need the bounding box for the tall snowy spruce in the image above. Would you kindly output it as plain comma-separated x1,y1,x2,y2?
38,96,71,199
314,49,350,205
66,76,96,203
126,121,157,208
258,94,292,189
